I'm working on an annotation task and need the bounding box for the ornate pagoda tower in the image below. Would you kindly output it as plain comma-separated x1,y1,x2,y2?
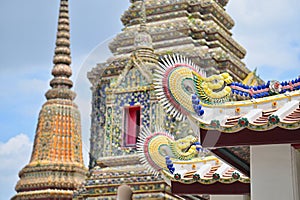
88,0,255,169
12,0,87,199
75,0,260,199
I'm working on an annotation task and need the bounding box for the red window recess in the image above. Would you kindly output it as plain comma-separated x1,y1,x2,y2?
124,106,141,147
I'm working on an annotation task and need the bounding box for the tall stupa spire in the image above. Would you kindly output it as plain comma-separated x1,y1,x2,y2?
12,1,87,199
46,0,75,101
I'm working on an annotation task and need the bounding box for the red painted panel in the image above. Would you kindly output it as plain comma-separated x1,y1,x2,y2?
171,181,250,195
200,127,300,148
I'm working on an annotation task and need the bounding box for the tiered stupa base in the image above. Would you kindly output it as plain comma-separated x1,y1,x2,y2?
74,155,181,200
12,162,87,200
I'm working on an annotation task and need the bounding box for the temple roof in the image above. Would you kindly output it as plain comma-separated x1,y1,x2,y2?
153,54,300,135
135,127,251,194
193,90,300,133
156,155,251,195
162,156,249,185
147,54,300,181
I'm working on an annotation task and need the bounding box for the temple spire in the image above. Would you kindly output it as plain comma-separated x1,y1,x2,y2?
140,0,147,31
46,0,76,101
12,1,87,199
134,0,153,49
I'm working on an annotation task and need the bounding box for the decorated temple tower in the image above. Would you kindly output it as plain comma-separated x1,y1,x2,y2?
12,0,87,199
75,0,260,199
89,0,254,168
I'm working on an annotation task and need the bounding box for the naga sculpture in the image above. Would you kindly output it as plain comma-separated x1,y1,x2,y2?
137,127,249,184
137,127,203,175
154,54,300,132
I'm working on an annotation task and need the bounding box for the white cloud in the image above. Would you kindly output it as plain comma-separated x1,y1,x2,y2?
0,134,32,200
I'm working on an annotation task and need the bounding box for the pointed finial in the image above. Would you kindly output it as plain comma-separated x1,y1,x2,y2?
253,67,257,74
45,0,76,100
140,0,147,31
134,0,152,49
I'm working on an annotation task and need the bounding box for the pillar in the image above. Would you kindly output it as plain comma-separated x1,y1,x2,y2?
251,144,300,200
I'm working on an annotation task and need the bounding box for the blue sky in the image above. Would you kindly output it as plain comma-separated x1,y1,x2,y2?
0,0,300,199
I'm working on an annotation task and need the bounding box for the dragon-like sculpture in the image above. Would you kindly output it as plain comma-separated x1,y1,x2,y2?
137,128,249,185
137,127,202,175
154,54,300,122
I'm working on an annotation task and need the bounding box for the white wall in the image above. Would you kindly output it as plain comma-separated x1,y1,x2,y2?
292,148,300,200
251,144,299,200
